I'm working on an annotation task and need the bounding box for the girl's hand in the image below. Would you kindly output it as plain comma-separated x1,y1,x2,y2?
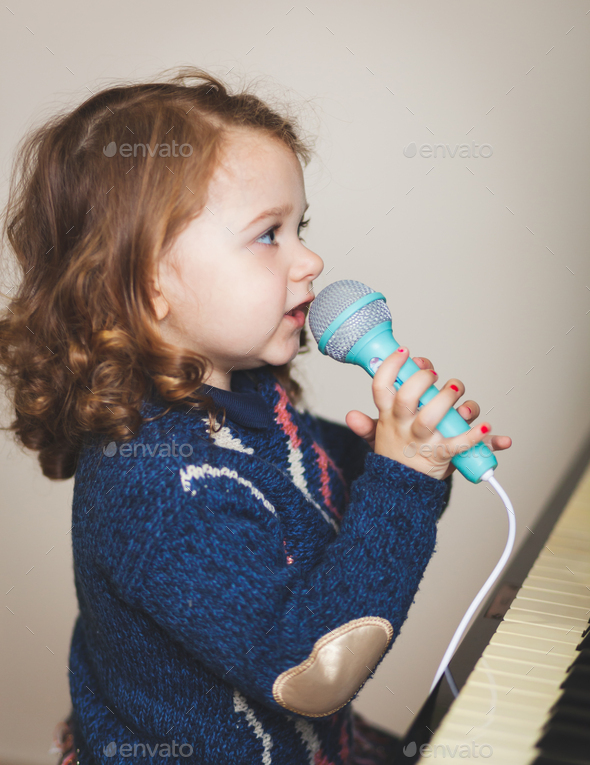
345,351,512,481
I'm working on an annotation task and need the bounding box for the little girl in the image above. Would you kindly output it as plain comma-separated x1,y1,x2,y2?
0,67,510,765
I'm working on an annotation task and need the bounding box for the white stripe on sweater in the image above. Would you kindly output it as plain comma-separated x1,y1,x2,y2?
179,464,277,517
285,438,339,533
292,717,321,765
233,688,273,764
202,418,255,454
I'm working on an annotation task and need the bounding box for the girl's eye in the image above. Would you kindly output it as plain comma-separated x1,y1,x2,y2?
298,217,310,242
256,217,311,247
255,227,278,246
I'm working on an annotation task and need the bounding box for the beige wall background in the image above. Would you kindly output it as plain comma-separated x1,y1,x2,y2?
2,1,590,762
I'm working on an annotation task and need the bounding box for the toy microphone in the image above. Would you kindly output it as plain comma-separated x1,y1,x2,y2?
307,279,498,484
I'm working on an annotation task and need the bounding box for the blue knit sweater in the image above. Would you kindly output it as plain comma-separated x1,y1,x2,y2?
67,366,452,764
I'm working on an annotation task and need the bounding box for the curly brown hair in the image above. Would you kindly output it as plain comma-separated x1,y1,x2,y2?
0,66,316,480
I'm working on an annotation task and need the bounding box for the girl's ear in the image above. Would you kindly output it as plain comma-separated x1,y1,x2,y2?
150,272,170,322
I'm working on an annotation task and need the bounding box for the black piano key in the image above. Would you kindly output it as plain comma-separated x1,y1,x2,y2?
531,754,590,765
566,649,590,671
536,723,590,763
543,705,590,733
555,689,590,707
560,664,590,694
575,622,590,650
550,687,590,716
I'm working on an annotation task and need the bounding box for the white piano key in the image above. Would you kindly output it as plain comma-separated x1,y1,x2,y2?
493,617,583,646
534,541,590,558
547,531,590,548
471,655,567,684
426,723,544,762
511,595,590,621
523,574,590,600
435,744,543,765
454,679,560,709
503,605,587,631
527,563,590,585
449,704,548,732
553,508,590,521
540,542,590,559
515,584,590,609
488,629,578,657
536,551,590,572
561,499,590,514
436,720,540,747
448,692,551,722
421,737,538,765
466,667,556,695
549,521,590,537
484,642,573,669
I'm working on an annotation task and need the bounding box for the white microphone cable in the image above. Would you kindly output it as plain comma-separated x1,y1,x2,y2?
429,469,516,695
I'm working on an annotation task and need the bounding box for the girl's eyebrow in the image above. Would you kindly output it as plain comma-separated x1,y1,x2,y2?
240,201,309,232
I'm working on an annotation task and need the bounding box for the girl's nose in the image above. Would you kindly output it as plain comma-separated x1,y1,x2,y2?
305,246,324,280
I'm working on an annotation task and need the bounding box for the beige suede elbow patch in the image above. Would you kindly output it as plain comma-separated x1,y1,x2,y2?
272,616,394,717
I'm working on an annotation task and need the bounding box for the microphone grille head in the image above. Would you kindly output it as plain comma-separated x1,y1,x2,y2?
308,279,391,362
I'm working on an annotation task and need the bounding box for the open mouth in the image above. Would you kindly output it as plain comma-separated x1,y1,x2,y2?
285,300,312,317
284,302,309,317
283,302,310,328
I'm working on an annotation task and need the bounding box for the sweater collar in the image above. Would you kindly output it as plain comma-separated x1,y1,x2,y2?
196,369,274,430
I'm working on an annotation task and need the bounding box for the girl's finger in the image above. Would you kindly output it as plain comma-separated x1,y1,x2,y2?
345,410,377,442
371,347,413,416
412,356,433,370
434,428,510,479
458,400,479,423
408,378,465,438
393,368,442,424
441,421,493,461
486,435,512,452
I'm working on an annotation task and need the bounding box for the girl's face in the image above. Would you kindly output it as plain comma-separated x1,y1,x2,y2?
152,129,324,391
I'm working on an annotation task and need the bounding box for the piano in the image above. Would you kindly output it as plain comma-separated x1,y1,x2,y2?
398,434,590,765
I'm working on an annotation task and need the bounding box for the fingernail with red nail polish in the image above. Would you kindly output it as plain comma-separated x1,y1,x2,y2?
450,384,459,391
465,406,472,414
481,425,489,433
397,347,405,352
430,370,437,375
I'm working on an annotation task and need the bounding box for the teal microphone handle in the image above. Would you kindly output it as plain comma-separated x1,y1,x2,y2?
341,319,497,484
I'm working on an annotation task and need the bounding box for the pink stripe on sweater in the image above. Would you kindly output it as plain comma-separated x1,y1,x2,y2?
311,441,344,521
273,382,349,520
274,384,303,449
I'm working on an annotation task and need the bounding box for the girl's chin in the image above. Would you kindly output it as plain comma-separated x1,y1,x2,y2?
264,337,302,366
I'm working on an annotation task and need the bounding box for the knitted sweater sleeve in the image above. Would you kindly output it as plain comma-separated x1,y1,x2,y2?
104,449,451,719
305,411,453,520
